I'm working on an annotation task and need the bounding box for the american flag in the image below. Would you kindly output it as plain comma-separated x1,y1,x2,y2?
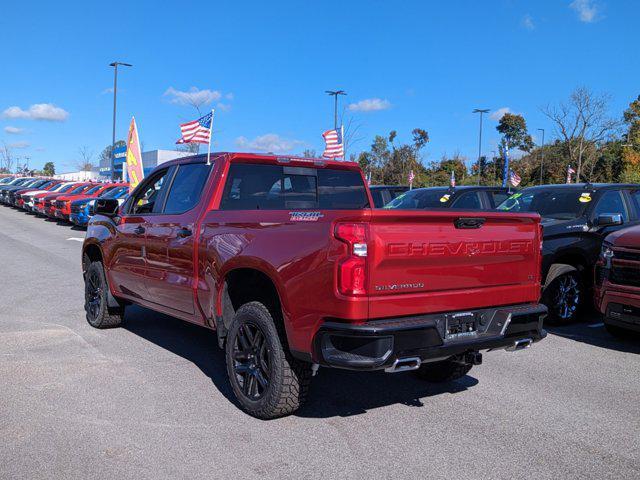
450,170,456,188
509,170,522,187
322,127,344,158
176,112,213,144
566,165,576,183
408,169,415,189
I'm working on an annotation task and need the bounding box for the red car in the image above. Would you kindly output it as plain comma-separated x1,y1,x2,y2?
53,183,125,221
595,224,640,336
33,182,78,215
42,183,93,218
18,180,63,210
83,153,546,418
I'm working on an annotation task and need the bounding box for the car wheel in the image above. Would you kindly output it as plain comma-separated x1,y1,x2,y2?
225,301,311,419
414,358,473,383
84,258,124,329
543,270,582,325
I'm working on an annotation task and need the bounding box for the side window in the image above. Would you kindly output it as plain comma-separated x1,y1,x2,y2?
631,190,640,213
220,164,284,210
451,192,481,209
490,191,510,208
317,169,369,209
593,190,627,221
163,163,211,214
128,169,171,215
369,189,385,208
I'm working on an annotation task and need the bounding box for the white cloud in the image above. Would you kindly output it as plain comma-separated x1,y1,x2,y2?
164,87,228,107
216,102,232,112
522,14,535,30
235,134,304,153
8,141,30,149
489,107,513,121
2,103,69,121
4,126,25,134
570,0,598,23
348,98,391,112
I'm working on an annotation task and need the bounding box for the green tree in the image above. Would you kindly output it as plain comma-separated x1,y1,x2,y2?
42,162,55,176
622,95,640,181
496,113,534,152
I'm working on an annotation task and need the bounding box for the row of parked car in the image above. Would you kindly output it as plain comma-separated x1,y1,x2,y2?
0,176,129,226
2,174,639,339
371,182,640,337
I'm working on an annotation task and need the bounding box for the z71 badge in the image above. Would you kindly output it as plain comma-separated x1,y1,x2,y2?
289,211,324,222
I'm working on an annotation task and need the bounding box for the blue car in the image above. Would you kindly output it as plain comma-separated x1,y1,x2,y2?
70,186,129,227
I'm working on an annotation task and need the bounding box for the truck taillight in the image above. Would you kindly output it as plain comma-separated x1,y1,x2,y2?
334,223,368,296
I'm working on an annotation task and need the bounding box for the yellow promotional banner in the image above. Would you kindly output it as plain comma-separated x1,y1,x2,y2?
126,117,144,192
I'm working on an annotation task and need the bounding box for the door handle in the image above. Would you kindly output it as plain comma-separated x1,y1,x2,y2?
134,225,146,235
176,228,192,238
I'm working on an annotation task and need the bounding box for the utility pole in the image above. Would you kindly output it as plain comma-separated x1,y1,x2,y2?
538,128,545,185
109,61,132,181
325,90,346,130
473,109,490,185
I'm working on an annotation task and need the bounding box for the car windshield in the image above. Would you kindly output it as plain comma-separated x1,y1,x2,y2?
69,184,88,194
101,187,127,199
84,185,102,195
497,188,589,219
384,189,452,209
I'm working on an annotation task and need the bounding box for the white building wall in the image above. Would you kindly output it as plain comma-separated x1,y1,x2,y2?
53,170,100,181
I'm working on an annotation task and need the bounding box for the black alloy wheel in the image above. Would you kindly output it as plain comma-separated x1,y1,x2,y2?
547,272,581,324
231,322,271,400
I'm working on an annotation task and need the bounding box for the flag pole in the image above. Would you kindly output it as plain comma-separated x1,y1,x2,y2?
206,109,215,166
341,125,345,161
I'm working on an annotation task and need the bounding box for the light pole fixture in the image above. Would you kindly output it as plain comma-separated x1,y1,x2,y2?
473,109,490,185
109,61,132,180
538,128,545,185
325,90,347,130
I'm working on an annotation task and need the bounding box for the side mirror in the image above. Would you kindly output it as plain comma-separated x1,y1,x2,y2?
93,198,120,217
595,213,623,227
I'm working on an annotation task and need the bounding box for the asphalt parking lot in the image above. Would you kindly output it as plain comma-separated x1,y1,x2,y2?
1,206,639,480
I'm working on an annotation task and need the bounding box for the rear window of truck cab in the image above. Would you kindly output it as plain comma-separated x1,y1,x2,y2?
220,163,369,210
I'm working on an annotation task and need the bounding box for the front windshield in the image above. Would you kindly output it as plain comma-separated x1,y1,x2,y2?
101,186,127,199
384,189,451,209
69,184,89,194
497,189,590,219
84,185,102,195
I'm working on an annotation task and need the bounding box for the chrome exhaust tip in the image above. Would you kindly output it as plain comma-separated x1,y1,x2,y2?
506,338,533,352
384,357,421,373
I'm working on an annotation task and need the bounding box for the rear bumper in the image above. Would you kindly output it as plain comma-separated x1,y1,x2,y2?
310,303,547,371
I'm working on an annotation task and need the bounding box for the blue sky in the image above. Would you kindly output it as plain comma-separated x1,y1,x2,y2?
1,0,638,172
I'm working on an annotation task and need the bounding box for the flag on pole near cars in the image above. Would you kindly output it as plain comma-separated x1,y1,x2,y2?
408,169,415,189
509,170,522,187
322,126,344,159
566,165,576,183
450,170,456,188
125,117,144,192
501,138,510,188
176,111,213,145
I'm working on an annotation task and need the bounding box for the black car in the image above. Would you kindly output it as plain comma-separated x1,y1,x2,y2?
385,185,512,210
0,178,36,204
369,185,408,207
498,183,640,323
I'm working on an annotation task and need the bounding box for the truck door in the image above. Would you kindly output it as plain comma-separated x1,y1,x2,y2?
109,168,172,301
144,162,213,316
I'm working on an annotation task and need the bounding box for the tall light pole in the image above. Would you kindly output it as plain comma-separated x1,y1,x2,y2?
537,128,545,185
473,108,490,185
325,90,346,130
109,62,132,180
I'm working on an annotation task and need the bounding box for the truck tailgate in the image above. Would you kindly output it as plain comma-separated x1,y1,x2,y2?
367,210,541,318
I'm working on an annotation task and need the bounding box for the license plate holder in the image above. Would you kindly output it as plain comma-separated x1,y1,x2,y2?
445,312,478,339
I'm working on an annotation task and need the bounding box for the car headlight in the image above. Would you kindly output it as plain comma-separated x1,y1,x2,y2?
600,242,614,268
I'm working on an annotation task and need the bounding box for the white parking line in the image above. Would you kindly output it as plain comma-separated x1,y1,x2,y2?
588,322,604,328
66,237,84,242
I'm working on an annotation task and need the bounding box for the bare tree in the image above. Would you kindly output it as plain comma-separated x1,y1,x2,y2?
76,146,95,172
542,87,621,181
177,143,200,154
339,109,365,159
0,143,15,173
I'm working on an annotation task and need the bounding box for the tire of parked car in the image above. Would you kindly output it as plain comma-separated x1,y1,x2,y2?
83,256,125,328
414,358,473,382
542,264,583,325
224,301,311,419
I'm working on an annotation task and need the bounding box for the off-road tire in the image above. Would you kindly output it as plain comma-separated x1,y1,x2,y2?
225,301,311,419
414,359,473,383
84,259,125,329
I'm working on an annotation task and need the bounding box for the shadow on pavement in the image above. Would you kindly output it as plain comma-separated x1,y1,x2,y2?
547,311,640,354
123,305,478,419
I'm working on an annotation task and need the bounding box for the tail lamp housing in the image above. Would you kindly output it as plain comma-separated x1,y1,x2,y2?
334,223,368,296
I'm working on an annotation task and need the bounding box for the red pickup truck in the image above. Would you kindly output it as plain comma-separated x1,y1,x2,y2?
83,153,547,418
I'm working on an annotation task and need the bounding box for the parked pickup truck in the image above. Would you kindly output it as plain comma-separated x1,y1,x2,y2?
83,153,547,419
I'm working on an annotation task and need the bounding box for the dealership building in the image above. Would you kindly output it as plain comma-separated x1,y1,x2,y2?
98,147,192,180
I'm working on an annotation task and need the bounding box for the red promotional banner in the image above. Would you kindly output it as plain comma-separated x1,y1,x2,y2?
126,117,144,192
